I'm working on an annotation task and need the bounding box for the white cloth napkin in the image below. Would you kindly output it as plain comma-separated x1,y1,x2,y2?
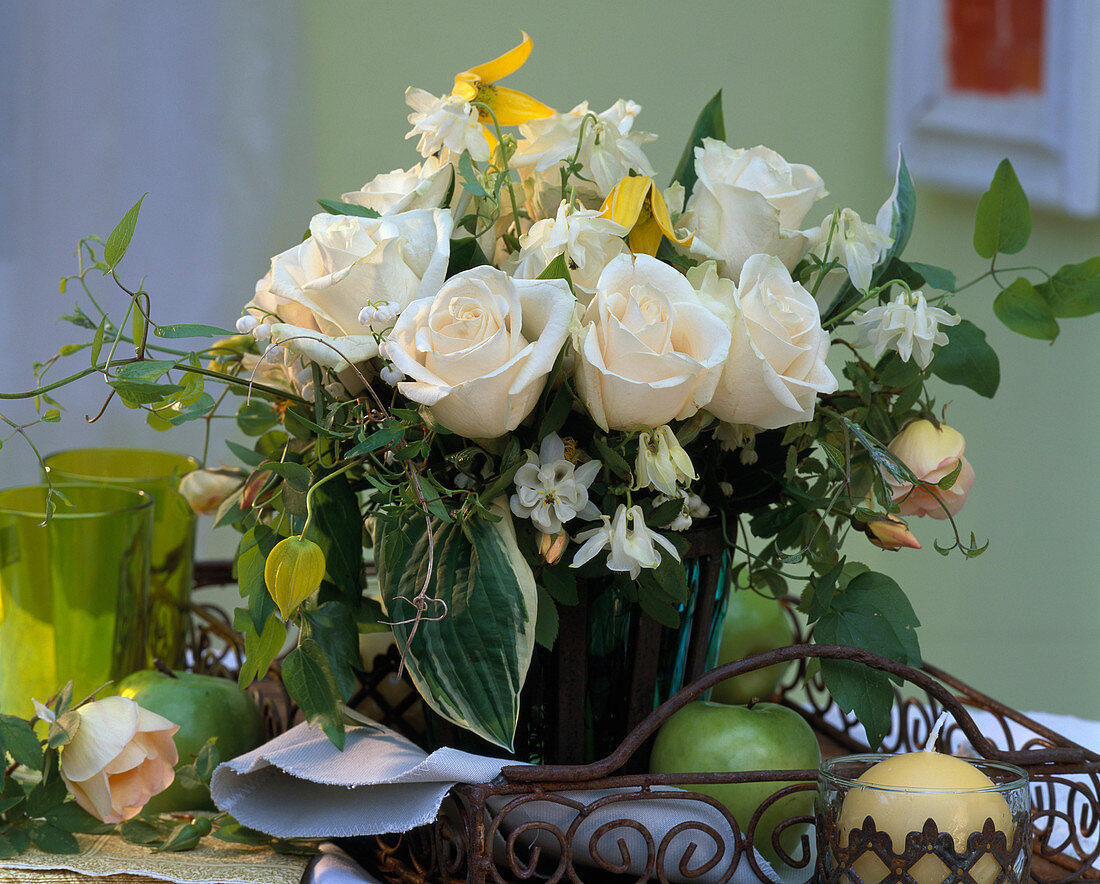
210,721,791,884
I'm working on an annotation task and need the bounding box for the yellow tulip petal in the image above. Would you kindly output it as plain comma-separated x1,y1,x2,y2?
650,187,693,248
482,86,553,125
629,221,665,257
600,176,653,229
462,31,533,86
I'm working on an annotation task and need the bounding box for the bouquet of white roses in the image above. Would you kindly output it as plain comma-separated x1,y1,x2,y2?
7,32,1098,753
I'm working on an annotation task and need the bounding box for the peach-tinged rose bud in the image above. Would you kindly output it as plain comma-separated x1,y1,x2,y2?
537,531,569,565
59,696,179,824
178,469,244,515
885,420,975,519
862,514,922,550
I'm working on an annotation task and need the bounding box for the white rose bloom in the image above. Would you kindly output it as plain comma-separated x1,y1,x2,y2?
807,207,893,294
852,290,961,369
404,87,490,162
341,156,454,215
681,139,826,282
386,266,574,438
570,503,680,579
692,256,838,430
513,99,657,217
634,425,696,497
243,210,452,372
509,433,602,534
506,201,629,298
574,254,730,432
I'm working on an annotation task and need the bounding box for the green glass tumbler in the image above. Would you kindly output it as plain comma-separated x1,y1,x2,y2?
0,484,153,717
43,448,198,668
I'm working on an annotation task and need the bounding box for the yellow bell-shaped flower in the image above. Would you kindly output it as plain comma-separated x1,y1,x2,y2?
600,175,693,256
264,536,326,619
451,31,553,126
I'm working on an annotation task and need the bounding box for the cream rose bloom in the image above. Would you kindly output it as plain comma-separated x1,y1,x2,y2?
341,156,454,215
885,419,975,519
573,254,730,432
243,210,452,372
692,256,837,429
59,696,179,824
386,266,574,438
681,139,826,282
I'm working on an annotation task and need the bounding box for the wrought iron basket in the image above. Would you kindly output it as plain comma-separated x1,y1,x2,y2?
188,568,1100,884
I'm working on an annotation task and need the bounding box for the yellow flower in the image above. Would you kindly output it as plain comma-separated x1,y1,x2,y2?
265,536,326,619
600,175,692,256
451,31,552,127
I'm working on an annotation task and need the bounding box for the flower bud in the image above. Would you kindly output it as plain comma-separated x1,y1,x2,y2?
537,531,569,565
861,514,922,550
178,469,244,516
885,419,975,519
265,536,327,619
358,304,378,326
634,425,696,497
380,365,405,386
241,469,276,510
236,314,259,333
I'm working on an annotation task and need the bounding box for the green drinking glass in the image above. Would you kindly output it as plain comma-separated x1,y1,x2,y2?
0,483,153,717
43,448,199,669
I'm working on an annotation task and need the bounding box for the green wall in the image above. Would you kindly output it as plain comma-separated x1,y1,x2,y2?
300,1,1100,717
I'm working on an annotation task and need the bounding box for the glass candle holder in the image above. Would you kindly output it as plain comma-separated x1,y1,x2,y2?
0,483,153,716
44,447,198,668
817,753,1030,884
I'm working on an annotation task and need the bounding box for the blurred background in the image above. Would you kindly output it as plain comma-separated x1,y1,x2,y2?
2,1,1097,717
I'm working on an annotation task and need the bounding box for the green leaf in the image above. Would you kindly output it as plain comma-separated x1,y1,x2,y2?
815,570,921,666
301,602,362,701
535,586,559,650
377,507,537,750
877,147,917,265
446,237,491,277
1035,256,1100,318
906,262,956,292
994,277,1059,341
211,821,270,845
928,319,1000,398
236,401,279,436
114,359,178,383
282,639,346,749
226,440,266,468
28,821,80,854
154,323,234,339
44,802,103,834
90,317,107,365
316,198,380,218
0,714,43,768
120,819,166,844
973,159,1031,258
457,151,487,197
0,833,18,860
345,425,404,458
104,194,146,270
261,461,312,493
800,559,845,620
540,562,578,605
592,435,630,479
536,253,574,288
820,658,895,750
670,91,725,200
302,468,363,608
193,739,221,780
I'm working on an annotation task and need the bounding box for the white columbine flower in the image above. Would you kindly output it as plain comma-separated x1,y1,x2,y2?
571,504,680,579
809,207,893,293
634,426,696,497
852,290,961,369
509,434,602,534
512,99,657,216
506,201,629,297
405,87,490,162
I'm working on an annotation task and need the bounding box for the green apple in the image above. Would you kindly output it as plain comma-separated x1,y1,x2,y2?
115,670,266,813
648,700,820,867
711,589,794,705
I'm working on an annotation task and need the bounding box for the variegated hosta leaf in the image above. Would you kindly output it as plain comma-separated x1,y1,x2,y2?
376,507,536,750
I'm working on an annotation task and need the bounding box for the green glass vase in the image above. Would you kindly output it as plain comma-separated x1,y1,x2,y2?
0,483,153,716
44,448,198,668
